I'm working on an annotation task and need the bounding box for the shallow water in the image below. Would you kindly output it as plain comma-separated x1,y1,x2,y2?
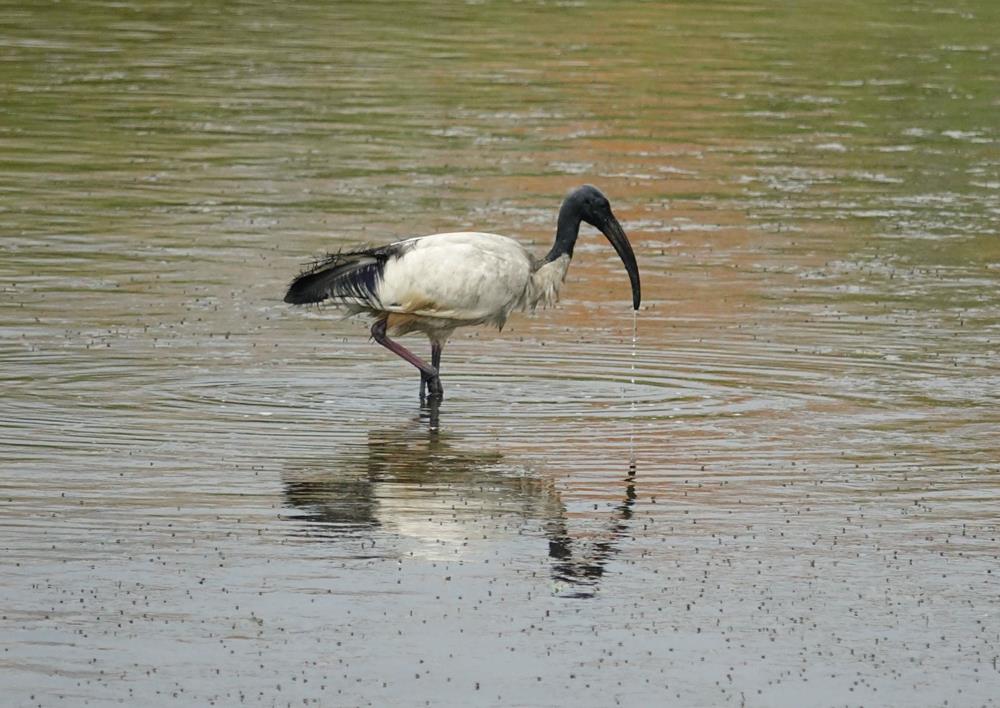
2,1,999,705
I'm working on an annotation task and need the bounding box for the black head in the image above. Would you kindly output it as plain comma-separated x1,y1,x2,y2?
568,184,614,228
560,185,641,310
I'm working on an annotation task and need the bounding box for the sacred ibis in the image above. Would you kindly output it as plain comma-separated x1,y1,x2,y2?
284,184,641,400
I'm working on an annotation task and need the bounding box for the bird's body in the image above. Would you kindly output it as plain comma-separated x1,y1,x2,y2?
285,185,640,401
386,234,564,335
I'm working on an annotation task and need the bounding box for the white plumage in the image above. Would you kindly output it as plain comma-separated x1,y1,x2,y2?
374,233,569,334
285,185,640,401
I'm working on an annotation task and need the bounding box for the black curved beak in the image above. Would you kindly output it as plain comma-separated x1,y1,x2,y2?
598,213,641,310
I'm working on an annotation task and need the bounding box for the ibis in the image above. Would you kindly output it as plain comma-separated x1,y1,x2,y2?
283,184,641,400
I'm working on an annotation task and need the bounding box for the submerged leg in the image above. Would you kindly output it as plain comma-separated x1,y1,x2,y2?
371,319,443,400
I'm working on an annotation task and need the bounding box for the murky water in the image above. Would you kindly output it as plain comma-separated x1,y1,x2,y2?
2,1,999,705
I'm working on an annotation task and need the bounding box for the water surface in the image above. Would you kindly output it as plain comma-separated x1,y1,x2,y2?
2,1,999,705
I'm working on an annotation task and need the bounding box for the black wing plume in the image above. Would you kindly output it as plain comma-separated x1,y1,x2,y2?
283,243,406,306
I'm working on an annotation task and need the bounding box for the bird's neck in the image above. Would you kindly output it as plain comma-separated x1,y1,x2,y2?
528,253,571,310
545,202,582,262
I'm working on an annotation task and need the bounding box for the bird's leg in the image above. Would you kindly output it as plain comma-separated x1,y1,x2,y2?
371,320,443,400
420,342,443,400
428,341,444,399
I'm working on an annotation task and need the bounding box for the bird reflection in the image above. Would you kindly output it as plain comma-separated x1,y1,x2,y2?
281,402,637,597
547,460,636,598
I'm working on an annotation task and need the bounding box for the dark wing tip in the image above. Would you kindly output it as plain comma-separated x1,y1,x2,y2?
282,244,399,307
283,252,342,305
283,277,327,305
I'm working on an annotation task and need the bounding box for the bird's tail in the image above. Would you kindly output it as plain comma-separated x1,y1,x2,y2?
283,244,403,306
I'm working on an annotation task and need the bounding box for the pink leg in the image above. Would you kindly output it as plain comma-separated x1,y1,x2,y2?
371,320,443,399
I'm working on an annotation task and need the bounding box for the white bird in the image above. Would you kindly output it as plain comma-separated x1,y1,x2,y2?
284,184,641,401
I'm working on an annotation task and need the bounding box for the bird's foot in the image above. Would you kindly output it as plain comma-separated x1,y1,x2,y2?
420,370,443,401
426,374,444,400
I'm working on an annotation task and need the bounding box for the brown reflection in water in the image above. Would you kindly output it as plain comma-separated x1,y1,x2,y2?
281,402,637,597
461,157,829,360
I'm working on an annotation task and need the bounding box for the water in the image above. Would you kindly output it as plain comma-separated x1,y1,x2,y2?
2,1,999,705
